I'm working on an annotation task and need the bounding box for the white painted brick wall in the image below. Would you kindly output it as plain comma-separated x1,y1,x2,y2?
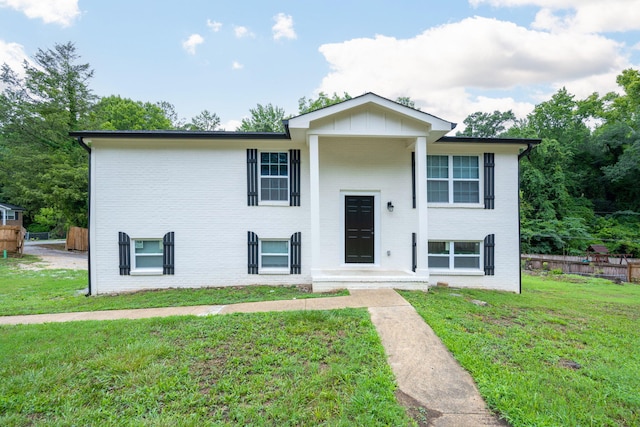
90,137,523,294
91,138,310,294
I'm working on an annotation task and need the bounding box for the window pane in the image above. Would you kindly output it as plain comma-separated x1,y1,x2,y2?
135,240,163,254
136,255,163,268
453,156,479,179
427,180,449,203
262,255,288,268
427,155,448,178
261,152,269,163
270,153,279,163
428,241,449,254
454,256,480,269
262,241,288,254
261,177,288,201
429,256,450,268
453,181,479,203
279,165,288,176
260,152,288,177
454,242,480,255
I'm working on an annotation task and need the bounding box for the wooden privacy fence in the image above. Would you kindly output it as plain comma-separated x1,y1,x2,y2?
630,263,640,284
523,254,639,283
0,225,26,255
66,226,88,251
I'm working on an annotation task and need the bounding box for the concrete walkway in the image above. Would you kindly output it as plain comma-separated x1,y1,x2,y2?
0,289,507,426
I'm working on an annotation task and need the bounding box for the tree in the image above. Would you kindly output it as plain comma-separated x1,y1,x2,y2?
0,42,94,229
238,103,286,132
456,110,516,137
395,96,420,110
186,109,220,131
87,95,173,130
298,92,351,114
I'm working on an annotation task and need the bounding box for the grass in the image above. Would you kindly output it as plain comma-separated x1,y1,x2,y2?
0,309,414,426
0,257,347,316
400,273,640,427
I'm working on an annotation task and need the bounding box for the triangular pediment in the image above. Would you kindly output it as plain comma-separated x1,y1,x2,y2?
286,93,455,142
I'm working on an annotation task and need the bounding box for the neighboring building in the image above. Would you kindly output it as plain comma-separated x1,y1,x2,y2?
0,202,25,227
71,93,539,295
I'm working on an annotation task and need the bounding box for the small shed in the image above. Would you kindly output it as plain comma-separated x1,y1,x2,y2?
587,244,609,263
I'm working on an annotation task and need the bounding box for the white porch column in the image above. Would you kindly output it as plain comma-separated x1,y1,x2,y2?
415,136,429,278
309,134,321,276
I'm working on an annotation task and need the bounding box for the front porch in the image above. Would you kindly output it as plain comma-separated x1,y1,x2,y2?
311,269,429,292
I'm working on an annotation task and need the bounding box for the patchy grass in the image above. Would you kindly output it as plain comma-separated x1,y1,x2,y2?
0,259,346,316
0,309,413,426
400,274,640,427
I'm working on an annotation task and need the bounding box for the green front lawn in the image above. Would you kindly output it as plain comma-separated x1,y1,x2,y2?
401,274,640,426
0,309,412,426
0,257,346,316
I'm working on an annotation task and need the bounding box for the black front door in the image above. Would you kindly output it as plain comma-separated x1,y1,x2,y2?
345,196,374,263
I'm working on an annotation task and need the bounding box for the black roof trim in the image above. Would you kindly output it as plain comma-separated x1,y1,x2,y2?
69,130,291,140
436,136,541,144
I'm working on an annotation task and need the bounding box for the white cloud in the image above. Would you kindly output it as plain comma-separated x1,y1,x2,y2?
272,13,296,40
472,0,640,33
221,119,242,131
0,40,28,72
317,16,631,124
0,0,80,27
182,34,204,55
206,19,222,32
232,61,243,70
234,26,255,38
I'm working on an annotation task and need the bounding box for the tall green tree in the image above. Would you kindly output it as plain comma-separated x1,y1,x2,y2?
0,42,94,230
456,110,516,137
186,109,220,131
238,103,286,132
87,95,173,130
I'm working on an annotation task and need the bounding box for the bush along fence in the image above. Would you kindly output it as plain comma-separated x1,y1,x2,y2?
522,254,640,283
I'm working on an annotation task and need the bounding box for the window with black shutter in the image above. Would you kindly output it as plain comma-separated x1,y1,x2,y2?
163,232,175,275
484,234,495,276
290,232,301,274
118,232,131,275
289,149,301,206
247,149,258,206
248,231,259,274
484,153,495,209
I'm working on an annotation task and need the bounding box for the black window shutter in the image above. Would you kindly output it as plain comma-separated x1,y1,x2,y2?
484,234,495,276
163,232,175,275
289,149,301,206
248,231,259,274
484,153,495,209
411,152,416,209
247,149,258,206
118,232,131,275
412,232,417,272
290,232,301,274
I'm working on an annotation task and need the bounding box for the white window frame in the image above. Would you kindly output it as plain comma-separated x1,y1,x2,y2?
427,155,482,206
259,239,290,274
4,211,17,220
258,151,289,205
131,238,164,274
428,240,482,271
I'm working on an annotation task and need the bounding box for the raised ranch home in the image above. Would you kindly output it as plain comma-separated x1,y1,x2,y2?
71,93,539,295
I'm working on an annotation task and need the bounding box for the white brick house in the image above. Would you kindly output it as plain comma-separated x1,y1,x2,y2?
71,93,539,295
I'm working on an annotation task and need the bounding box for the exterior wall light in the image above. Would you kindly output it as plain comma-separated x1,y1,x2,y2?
387,201,394,212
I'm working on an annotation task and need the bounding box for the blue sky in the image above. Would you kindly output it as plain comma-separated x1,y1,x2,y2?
1,0,639,130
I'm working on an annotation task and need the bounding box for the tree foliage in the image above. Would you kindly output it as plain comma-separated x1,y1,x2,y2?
87,95,173,130
457,110,516,137
237,103,286,132
298,92,351,114
0,42,94,231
